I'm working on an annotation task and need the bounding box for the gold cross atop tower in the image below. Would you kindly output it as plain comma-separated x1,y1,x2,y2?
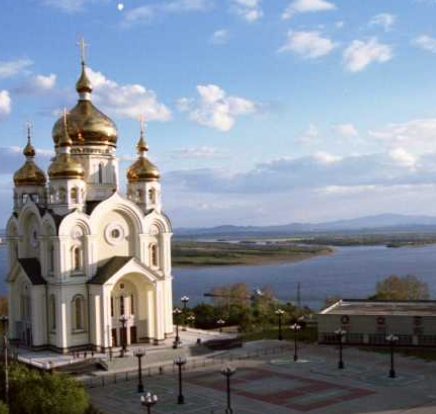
139,114,146,137
25,121,33,141
77,37,89,66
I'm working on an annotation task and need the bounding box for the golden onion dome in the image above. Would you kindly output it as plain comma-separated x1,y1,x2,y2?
127,158,160,183
52,63,117,148
126,120,160,183
48,111,85,180
14,162,47,187
14,128,46,187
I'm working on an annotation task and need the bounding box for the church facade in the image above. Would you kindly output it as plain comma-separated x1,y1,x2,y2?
5,52,174,353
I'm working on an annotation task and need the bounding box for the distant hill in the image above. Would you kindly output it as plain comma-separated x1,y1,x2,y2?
175,214,436,237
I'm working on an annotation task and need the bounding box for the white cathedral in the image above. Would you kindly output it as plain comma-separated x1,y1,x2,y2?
5,53,174,353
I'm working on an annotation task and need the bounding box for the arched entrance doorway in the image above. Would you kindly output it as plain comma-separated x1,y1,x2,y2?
110,273,153,347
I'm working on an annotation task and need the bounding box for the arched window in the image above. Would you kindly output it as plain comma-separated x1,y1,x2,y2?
49,294,56,331
136,189,143,202
49,187,55,203
148,188,156,203
150,244,158,267
98,164,104,184
72,246,82,272
59,187,66,203
71,188,79,204
72,295,85,330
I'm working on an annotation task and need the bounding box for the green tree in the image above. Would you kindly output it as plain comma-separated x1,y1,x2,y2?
372,275,429,300
0,401,8,414
0,364,89,414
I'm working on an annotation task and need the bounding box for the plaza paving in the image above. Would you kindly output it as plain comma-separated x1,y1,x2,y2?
89,341,436,414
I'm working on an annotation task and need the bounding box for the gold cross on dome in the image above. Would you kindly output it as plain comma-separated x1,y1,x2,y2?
139,114,146,136
25,121,33,140
77,37,89,65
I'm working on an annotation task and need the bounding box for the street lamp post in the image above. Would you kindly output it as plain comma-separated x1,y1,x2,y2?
275,309,285,341
119,314,129,357
173,308,182,349
221,366,236,414
335,329,346,369
386,334,399,378
290,323,301,362
181,296,190,331
186,315,195,328
217,319,226,333
0,315,9,405
134,348,146,393
174,356,187,404
140,392,158,414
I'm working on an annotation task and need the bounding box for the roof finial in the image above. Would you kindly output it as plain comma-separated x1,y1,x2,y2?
137,114,149,156
23,121,36,158
77,37,89,67
76,37,93,98
59,108,73,148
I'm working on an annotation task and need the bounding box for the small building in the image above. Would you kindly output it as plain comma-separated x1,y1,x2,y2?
318,299,436,347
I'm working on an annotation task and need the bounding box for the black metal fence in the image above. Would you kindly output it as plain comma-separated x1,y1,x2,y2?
82,343,291,389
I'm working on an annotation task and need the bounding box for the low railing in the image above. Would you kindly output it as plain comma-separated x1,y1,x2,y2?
82,343,291,389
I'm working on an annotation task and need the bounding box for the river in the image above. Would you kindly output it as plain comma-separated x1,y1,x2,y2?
0,244,436,310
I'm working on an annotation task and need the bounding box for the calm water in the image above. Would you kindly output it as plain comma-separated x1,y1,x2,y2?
173,245,436,309
1,244,436,310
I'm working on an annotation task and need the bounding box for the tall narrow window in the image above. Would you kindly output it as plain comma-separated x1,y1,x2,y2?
49,294,56,331
148,188,156,203
71,188,78,204
74,296,84,330
120,296,125,316
150,244,158,267
130,294,134,315
136,189,143,202
111,297,114,317
49,243,54,272
73,246,82,272
98,164,103,184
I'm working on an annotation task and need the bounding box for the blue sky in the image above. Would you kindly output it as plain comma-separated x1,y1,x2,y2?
2,0,436,227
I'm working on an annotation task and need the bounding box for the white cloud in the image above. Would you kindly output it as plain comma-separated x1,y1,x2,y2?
122,0,211,25
297,124,320,144
279,30,336,59
332,123,358,138
178,84,257,131
170,146,230,159
41,0,106,13
369,118,436,153
87,68,171,121
282,0,336,20
33,74,57,90
343,38,392,72
413,35,436,53
211,29,230,45
369,13,396,31
229,0,263,22
0,59,33,79
388,148,417,169
0,91,11,121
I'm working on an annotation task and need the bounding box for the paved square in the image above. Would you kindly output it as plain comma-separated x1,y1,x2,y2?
88,343,436,414
186,367,374,412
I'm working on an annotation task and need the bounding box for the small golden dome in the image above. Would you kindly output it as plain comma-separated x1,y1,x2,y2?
76,63,93,94
14,162,46,187
127,158,160,183
127,119,160,183
49,113,85,180
14,128,46,186
48,153,85,180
